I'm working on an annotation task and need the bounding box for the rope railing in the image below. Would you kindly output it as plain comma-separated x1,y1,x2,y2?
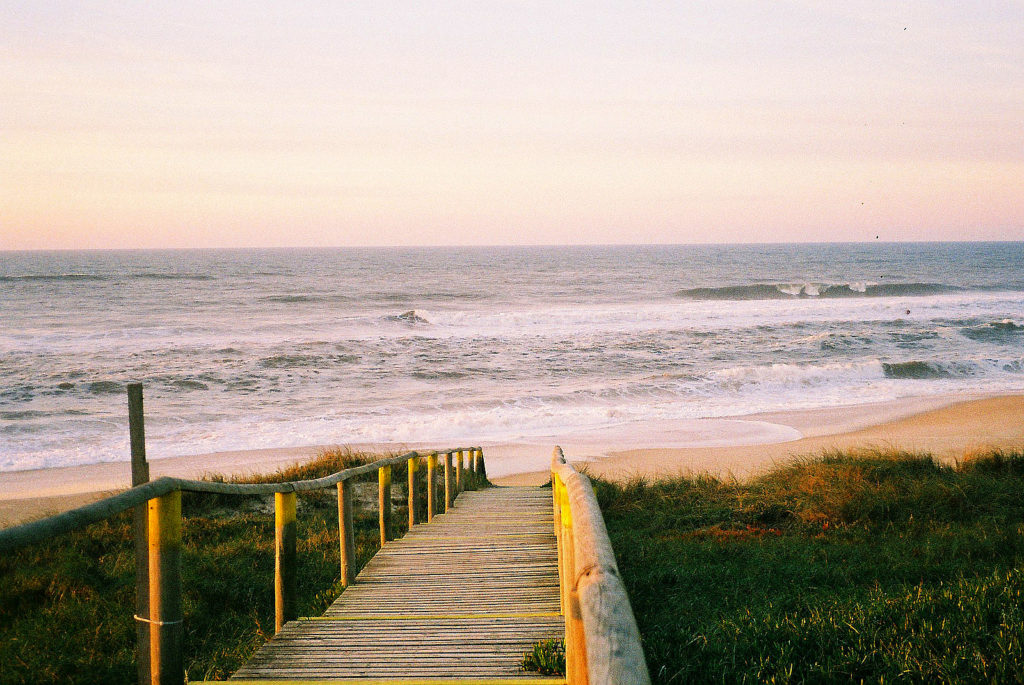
0,444,487,685
551,446,650,685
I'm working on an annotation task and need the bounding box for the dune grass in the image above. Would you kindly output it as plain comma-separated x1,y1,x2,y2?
0,448,426,684
594,448,1024,683
4,446,1022,683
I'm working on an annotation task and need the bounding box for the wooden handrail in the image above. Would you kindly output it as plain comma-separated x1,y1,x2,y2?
552,446,650,685
0,448,481,553
0,444,487,685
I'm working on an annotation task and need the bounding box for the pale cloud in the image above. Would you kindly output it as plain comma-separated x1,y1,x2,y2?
1,2,1022,249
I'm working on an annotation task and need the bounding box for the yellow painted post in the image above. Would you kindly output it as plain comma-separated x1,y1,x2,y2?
148,490,183,685
407,455,419,527
560,483,587,684
427,453,438,521
557,473,565,610
444,452,453,512
378,465,392,545
274,491,297,633
338,479,356,587
560,479,573,618
456,450,465,493
552,474,561,534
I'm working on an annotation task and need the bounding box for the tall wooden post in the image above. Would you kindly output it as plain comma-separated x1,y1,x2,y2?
426,453,437,521
553,476,564,614
378,465,392,545
456,450,464,493
477,449,487,480
560,483,587,684
338,480,356,587
407,456,419,528
128,384,151,685
274,491,297,632
148,490,183,685
444,453,453,512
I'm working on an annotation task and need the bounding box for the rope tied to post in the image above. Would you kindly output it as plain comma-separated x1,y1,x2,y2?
133,614,183,626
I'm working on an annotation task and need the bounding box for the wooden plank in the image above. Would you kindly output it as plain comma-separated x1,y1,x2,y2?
231,486,564,681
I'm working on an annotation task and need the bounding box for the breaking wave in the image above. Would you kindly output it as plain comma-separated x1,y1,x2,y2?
87,380,124,394
675,282,967,300
960,319,1023,343
385,310,430,325
882,359,1024,380
259,353,360,369
261,294,354,304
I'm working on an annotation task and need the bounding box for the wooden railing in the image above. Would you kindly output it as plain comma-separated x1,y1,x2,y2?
552,446,651,685
0,444,487,685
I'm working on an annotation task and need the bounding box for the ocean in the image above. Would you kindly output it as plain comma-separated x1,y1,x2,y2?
2,242,1023,472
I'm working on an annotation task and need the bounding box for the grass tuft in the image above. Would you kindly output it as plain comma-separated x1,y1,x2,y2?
958,447,1024,476
522,638,566,676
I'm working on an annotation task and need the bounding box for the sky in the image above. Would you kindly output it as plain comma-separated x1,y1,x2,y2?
2,2,1023,250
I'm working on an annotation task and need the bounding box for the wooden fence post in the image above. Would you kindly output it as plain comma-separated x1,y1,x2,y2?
553,476,563,615
127,384,150,685
378,465,392,545
471,449,479,487
148,490,183,685
456,450,464,493
477,449,487,480
444,453,453,511
427,453,437,521
338,480,356,587
275,491,297,632
560,482,587,684
407,456,419,528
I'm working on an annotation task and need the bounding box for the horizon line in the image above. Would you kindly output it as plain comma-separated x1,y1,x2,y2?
4,238,1023,254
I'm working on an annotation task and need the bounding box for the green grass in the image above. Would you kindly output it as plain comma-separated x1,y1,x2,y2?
595,448,1024,684
0,448,439,684
5,446,1021,683
522,638,566,676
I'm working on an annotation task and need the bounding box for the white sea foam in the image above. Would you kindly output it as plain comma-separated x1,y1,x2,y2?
2,244,1024,472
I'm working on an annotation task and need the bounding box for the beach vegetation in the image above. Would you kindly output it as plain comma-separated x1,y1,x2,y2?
0,447,445,683
595,447,1024,683
522,638,566,676
2,446,1021,683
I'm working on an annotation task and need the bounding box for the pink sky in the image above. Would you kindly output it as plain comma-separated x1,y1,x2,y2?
2,2,1022,249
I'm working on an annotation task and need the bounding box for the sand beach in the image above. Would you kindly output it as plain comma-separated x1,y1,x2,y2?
3,393,1022,529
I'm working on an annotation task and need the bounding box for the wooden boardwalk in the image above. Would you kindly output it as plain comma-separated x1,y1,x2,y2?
231,487,565,682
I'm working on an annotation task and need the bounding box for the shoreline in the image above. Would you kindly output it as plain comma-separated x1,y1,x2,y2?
2,393,1023,527
498,393,1024,485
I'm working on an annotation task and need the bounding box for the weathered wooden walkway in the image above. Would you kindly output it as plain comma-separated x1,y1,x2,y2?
230,486,565,682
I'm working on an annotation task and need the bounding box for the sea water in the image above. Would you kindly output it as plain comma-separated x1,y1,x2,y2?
1,243,1022,471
